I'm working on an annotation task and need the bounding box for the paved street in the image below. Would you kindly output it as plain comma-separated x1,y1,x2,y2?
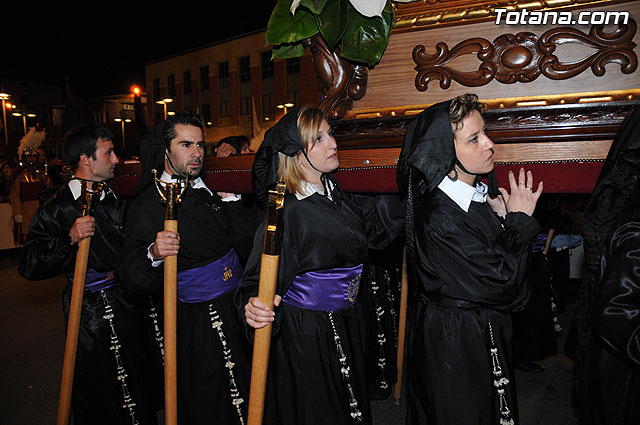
0,249,578,424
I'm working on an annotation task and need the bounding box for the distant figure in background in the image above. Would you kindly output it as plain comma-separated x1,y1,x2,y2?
578,106,640,425
0,160,12,202
46,154,66,187
215,135,253,157
8,127,52,244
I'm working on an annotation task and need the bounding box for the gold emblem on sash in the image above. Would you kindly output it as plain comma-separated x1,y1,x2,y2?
347,274,361,302
106,271,115,281
223,266,233,282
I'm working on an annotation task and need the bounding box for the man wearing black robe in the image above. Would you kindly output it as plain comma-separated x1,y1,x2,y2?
117,111,256,425
18,124,158,425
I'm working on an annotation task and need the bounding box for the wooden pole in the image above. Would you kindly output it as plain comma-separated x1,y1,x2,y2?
164,218,178,425
56,237,91,425
151,169,187,425
247,182,286,425
247,254,279,425
393,247,409,405
544,228,555,256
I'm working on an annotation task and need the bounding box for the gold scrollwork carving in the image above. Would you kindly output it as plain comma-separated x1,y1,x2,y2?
413,20,637,91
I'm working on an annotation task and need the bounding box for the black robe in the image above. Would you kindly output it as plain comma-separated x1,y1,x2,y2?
580,192,640,425
406,189,540,425
18,184,159,425
237,189,403,425
117,182,257,425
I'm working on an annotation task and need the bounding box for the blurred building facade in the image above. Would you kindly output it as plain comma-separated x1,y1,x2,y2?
144,29,323,152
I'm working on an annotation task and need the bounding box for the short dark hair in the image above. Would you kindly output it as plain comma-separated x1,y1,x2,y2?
216,135,250,154
63,124,113,171
163,111,204,152
449,93,486,133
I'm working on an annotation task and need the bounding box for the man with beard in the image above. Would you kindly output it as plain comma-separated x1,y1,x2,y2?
117,111,256,425
19,124,158,424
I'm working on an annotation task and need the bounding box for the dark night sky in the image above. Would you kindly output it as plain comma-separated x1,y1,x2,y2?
1,3,277,100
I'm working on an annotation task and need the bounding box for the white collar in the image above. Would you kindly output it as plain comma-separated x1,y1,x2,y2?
160,171,213,196
68,178,114,201
437,176,487,212
295,179,334,200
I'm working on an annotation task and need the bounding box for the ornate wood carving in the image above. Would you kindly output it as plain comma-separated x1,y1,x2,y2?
302,34,369,120
393,0,633,33
414,20,637,91
331,101,638,148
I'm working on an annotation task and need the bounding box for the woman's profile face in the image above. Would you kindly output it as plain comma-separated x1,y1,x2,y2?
453,109,494,185
299,119,339,180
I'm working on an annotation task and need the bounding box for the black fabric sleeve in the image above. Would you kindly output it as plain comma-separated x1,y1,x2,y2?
350,193,406,250
116,196,164,295
220,198,261,266
594,219,640,373
421,210,539,310
18,204,77,281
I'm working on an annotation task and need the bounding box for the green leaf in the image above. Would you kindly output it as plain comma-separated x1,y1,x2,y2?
298,0,328,14
266,0,319,45
271,43,307,59
315,0,348,49
341,0,394,66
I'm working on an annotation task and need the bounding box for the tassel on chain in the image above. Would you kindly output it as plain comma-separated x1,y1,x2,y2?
100,290,139,425
488,320,514,425
328,311,363,423
208,305,245,425
147,297,164,364
369,273,389,391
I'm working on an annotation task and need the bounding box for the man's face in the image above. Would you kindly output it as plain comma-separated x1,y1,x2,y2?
87,139,119,181
165,124,205,178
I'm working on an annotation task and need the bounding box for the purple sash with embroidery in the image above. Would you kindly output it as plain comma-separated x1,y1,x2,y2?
66,269,116,293
282,264,363,311
177,249,242,303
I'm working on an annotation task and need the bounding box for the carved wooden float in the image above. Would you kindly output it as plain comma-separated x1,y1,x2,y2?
111,0,640,197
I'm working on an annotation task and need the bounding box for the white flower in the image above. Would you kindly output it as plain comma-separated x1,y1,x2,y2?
291,0,418,18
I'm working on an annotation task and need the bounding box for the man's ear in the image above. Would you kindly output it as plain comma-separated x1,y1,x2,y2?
79,154,91,167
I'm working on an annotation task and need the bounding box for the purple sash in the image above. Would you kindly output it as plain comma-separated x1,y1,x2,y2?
282,264,363,311
66,269,116,293
177,249,242,303
531,233,548,253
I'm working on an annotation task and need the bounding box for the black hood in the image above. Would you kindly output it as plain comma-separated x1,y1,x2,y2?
583,105,640,273
133,123,165,197
573,105,640,373
252,108,304,204
396,100,456,196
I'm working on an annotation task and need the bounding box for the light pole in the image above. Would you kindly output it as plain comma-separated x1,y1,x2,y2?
114,117,132,153
156,98,173,120
276,101,294,116
12,111,36,135
0,92,9,147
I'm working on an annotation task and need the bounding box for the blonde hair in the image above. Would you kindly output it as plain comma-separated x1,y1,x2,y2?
277,106,325,195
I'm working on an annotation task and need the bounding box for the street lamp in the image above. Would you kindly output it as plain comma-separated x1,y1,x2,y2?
156,97,173,120
114,117,132,152
276,101,295,115
0,92,10,147
12,110,36,135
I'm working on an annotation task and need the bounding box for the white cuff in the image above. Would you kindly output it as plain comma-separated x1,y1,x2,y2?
221,194,241,202
147,243,164,267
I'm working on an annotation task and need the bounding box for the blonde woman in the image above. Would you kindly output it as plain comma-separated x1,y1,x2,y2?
238,106,402,425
